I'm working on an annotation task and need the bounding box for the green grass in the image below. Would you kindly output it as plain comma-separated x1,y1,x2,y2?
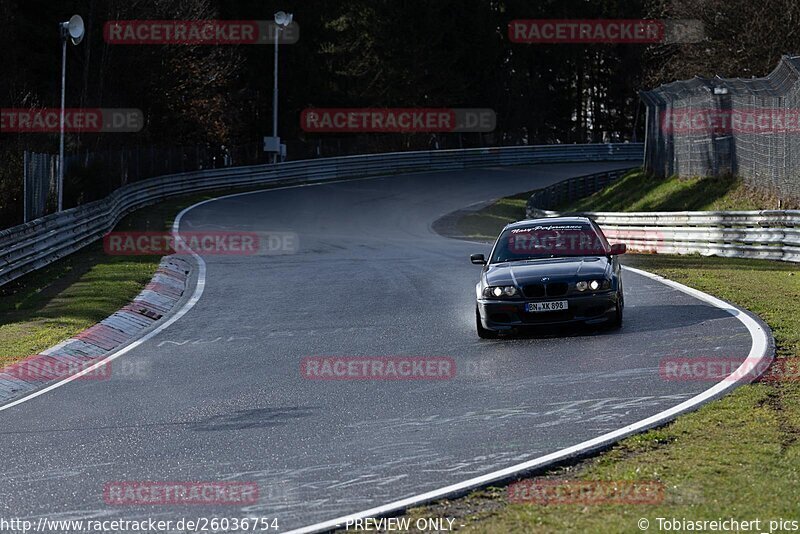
404,180,800,533
455,192,532,241
558,169,788,213
451,169,786,243
0,246,159,368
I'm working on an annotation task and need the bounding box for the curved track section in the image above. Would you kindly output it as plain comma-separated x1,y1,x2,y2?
0,163,763,531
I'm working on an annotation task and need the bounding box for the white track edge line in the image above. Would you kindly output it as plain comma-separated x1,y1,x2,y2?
0,178,360,413
285,265,772,534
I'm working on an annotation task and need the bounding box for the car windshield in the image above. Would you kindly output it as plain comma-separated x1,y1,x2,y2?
491,223,609,263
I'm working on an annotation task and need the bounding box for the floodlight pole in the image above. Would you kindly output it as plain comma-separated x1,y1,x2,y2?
58,27,67,212
272,23,279,164
56,15,84,212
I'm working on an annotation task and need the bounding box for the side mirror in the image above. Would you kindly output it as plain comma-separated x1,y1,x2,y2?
609,243,627,255
470,253,486,265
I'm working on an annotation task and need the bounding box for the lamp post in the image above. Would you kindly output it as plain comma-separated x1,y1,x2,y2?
57,15,84,212
272,11,293,163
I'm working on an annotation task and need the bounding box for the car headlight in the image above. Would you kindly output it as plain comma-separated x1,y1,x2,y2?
576,279,611,292
483,286,518,298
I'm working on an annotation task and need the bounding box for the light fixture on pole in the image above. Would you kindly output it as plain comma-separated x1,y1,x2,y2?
271,11,293,163
57,14,84,212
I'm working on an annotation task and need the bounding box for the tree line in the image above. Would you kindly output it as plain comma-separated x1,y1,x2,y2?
1,0,798,226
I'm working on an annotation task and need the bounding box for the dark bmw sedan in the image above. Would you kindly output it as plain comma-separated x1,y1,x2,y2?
471,216,626,338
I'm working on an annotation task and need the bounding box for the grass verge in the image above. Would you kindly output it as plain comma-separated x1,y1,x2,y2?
452,192,533,241
557,169,793,212
449,169,785,244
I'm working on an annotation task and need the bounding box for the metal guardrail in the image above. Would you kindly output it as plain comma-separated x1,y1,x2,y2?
526,172,800,264
0,143,643,287
595,212,800,263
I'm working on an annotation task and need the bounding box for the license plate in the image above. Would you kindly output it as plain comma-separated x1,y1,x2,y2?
526,300,568,313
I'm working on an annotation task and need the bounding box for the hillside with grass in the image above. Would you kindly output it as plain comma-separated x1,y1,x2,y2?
558,169,792,213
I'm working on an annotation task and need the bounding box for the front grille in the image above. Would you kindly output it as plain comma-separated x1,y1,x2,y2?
522,282,568,298
546,282,569,297
522,284,545,298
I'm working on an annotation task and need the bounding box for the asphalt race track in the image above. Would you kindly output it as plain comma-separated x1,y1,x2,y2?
0,163,756,532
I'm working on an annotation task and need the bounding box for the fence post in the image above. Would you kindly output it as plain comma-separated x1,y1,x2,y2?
23,151,28,223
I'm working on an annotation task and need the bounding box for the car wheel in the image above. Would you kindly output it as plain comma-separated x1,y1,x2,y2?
610,296,623,329
476,307,498,339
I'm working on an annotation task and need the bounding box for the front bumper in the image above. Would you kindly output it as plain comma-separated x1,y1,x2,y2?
477,291,619,330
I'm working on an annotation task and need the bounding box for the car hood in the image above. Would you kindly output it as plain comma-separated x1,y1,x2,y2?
485,257,610,286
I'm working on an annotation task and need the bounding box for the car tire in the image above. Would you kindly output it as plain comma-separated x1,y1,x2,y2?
476,307,498,339
610,296,623,329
